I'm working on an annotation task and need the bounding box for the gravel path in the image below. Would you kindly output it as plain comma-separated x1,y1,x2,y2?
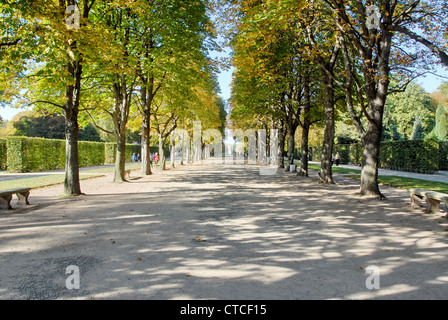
1,163,447,300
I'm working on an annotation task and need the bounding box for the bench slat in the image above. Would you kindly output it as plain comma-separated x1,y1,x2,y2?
0,188,31,195
0,188,32,210
409,188,448,214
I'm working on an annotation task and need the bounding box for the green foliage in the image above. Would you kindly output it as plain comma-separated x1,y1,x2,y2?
345,143,361,167
11,114,103,142
383,83,435,140
13,115,65,139
79,123,103,142
313,139,441,173
333,144,351,165
0,138,6,170
439,141,448,171
433,104,448,140
78,141,105,168
379,139,439,173
7,136,66,172
5,136,141,173
410,116,425,140
104,143,116,165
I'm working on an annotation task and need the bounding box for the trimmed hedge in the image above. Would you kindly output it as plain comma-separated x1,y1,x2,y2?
379,139,439,173
0,138,6,170
79,141,105,168
312,138,444,174
4,136,142,173
439,141,448,171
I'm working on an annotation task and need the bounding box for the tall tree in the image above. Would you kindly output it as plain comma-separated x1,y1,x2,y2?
134,0,216,175
1,0,113,195
327,0,448,198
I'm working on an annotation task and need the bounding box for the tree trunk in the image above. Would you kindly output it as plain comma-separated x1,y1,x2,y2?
141,108,152,175
170,134,175,169
114,128,127,183
298,122,310,176
112,78,131,183
298,75,312,177
64,59,82,196
158,134,167,170
278,121,286,168
319,72,335,184
286,123,297,170
64,109,81,195
180,133,184,165
360,117,385,199
139,75,154,176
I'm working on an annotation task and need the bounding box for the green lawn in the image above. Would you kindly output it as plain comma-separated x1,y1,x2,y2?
81,163,141,174
0,174,103,191
307,163,448,193
0,163,148,191
360,175,448,194
308,163,362,174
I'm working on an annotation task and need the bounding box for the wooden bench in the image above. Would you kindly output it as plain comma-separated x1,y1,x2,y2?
0,188,32,210
409,188,448,214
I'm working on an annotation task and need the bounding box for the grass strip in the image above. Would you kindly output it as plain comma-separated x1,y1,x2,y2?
81,163,141,174
347,175,448,194
308,163,362,174
308,163,448,193
0,174,103,191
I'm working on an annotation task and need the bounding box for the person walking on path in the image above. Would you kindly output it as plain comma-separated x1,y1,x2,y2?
335,152,340,166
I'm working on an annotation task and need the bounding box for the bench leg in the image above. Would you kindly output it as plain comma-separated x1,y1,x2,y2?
426,198,441,214
443,201,448,218
410,194,424,208
16,191,30,206
0,194,13,210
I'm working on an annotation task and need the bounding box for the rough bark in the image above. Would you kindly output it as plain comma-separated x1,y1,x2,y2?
298,75,312,177
64,59,82,196
336,5,392,199
285,122,298,170
141,109,152,175
158,134,166,170
360,122,384,199
114,127,127,183
319,71,336,184
278,121,286,169
298,121,310,176
140,84,153,176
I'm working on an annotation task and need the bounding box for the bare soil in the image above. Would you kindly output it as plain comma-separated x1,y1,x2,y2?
1,162,447,300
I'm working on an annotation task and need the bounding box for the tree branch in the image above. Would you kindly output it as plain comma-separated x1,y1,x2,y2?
28,100,65,110
395,26,448,67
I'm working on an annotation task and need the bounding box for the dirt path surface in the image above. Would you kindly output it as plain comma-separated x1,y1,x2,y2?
1,163,447,300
